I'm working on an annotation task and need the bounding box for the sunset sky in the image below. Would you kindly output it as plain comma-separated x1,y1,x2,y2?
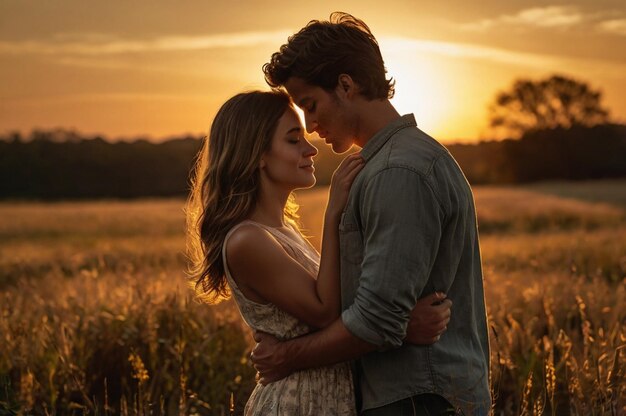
1,0,625,143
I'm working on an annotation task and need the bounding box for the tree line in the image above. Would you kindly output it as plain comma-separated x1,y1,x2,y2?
1,123,624,200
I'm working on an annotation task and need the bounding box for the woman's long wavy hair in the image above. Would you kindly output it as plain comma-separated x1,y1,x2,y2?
186,90,300,303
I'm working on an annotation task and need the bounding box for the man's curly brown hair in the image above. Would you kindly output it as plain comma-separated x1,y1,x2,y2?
263,12,395,100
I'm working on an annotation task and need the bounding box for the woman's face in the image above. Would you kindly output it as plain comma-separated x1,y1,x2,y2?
260,107,318,191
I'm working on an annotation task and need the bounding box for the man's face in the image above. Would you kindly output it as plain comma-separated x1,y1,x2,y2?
284,77,356,154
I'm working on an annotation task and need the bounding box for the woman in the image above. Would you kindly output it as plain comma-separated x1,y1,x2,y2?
186,90,449,415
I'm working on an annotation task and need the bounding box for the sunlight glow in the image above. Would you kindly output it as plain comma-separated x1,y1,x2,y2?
385,54,451,139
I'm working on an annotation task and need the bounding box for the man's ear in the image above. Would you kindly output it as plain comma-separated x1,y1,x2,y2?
337,74,356,98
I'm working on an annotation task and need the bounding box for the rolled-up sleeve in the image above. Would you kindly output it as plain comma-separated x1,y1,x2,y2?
341,167,444,348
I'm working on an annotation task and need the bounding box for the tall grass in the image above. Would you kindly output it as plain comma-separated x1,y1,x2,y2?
0,270,255,415
1,182,625,414
487,271,624,414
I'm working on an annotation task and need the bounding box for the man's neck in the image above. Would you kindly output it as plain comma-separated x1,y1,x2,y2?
353,99,401,148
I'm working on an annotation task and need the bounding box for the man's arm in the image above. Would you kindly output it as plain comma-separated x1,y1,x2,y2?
252,291,451,384
252,318,375,384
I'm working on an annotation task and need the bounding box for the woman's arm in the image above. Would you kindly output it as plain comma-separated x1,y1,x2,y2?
226,154,364,329
405,292,452,344
314,153,364,325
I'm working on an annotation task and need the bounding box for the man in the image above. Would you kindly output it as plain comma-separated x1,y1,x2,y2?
252,12,491,415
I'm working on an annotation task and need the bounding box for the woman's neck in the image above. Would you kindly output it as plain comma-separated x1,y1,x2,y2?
249,187,290,228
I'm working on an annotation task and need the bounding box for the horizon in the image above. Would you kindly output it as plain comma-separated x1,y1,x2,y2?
3,121,625,148
1,1,625,144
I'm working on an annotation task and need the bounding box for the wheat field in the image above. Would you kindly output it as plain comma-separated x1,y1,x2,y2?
1,181,625,415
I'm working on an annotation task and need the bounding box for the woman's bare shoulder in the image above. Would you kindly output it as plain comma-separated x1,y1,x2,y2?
226,223,275,258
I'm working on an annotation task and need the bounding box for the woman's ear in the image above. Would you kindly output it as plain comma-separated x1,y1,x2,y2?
259,158,266,169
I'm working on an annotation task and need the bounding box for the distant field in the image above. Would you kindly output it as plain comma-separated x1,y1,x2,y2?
524,178,626,207
296,180,626,247
1,180,624,414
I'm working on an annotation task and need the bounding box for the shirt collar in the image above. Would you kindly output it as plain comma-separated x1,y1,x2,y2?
360,114,417,162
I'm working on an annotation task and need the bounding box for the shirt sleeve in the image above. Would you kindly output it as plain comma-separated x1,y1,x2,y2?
341,167,445,348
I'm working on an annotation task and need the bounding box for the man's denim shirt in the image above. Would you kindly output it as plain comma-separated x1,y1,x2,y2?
339,114,491,415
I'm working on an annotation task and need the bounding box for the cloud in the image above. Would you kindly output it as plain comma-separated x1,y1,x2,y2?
510,6,583,27
380,36,559,67
54,56,134,70
0,30,291,56
9,93,209,104
461,6,584,32
597,18,626,36
378,36,626,79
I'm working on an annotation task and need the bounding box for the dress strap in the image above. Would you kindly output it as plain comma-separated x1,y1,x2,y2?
238,220,295,245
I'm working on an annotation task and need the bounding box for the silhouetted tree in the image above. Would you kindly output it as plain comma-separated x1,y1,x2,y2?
488,75,610,139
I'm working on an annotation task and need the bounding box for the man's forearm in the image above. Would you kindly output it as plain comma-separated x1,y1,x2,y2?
286,318,377,371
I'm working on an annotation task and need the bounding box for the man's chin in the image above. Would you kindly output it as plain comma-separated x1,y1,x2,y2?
331,142,352,154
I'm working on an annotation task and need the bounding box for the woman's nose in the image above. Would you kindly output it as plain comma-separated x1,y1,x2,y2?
303,141,318,157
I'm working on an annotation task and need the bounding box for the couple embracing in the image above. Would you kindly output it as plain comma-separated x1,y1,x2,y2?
187,12,491,416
